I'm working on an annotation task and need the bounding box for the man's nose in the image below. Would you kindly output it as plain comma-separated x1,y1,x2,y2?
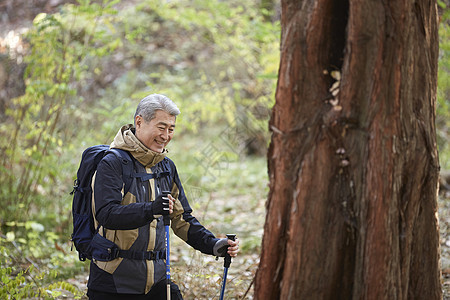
160,129,169,140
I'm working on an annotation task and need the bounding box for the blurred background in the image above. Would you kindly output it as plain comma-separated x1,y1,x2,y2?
0,0,448,298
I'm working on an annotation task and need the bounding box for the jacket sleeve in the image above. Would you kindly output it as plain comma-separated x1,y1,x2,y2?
168,160,219,255
94,154,154,230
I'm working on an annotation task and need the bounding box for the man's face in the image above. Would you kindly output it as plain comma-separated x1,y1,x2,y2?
135,110,176,153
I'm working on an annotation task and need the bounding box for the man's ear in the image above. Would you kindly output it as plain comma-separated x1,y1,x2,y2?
135,115,142,128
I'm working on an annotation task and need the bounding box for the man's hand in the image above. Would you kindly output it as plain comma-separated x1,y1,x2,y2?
152,192,174,217
167,194,174,214
213,237,240,257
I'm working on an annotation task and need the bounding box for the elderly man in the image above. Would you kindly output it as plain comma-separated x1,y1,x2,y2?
87,94,239,299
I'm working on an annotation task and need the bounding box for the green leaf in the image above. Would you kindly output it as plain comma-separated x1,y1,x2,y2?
5,232,15,242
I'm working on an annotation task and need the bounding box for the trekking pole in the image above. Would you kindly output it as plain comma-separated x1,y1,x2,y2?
219,234,236,300
164,213,171,300
159,188,171,300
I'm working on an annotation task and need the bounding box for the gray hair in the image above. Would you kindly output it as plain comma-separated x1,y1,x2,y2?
134,94,180,124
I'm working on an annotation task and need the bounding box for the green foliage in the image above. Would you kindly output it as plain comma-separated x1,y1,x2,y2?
0,263,82,299
0,0,122,223
437,4,450,169
94,0,279,139
0,232,84,299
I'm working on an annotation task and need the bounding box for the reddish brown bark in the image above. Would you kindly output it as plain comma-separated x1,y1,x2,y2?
255,0,441,299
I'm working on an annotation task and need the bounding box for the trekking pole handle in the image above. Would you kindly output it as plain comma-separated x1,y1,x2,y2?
161,190,171,226
164,215,171,226
224,234,236,268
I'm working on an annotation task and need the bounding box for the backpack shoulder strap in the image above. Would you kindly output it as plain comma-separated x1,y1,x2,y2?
154,157,173,192
161,157,172,175
107,148,134,195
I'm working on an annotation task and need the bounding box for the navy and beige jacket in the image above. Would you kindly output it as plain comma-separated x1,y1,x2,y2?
87,125,219,294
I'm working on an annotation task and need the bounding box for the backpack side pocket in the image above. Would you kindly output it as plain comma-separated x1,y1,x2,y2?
90,232,119,261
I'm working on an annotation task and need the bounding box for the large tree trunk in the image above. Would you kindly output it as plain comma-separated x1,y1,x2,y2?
254,0,441,299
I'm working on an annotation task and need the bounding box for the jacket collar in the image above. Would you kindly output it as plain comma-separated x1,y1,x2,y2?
110,124,167,167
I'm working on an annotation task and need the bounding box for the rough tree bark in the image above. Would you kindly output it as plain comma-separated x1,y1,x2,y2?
255,0,441,299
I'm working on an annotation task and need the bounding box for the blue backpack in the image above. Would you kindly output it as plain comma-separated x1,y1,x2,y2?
70,145,133,261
